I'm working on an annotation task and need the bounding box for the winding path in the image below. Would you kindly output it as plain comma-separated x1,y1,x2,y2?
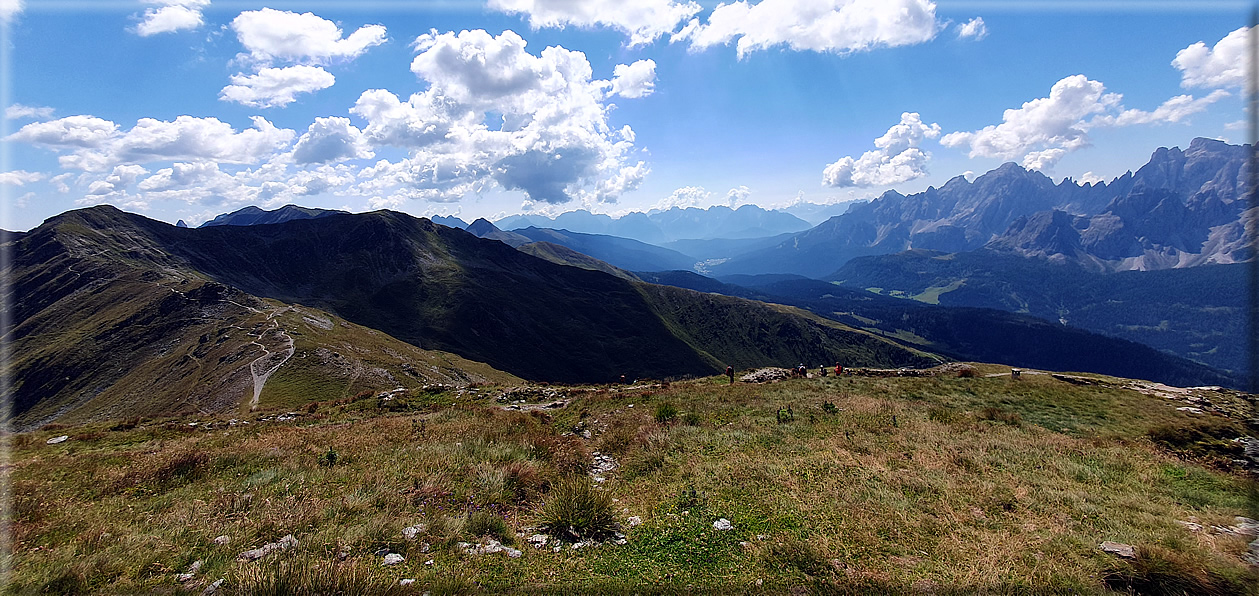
247,308,295,409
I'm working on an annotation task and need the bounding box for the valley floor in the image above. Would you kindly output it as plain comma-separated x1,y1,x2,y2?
4,365,1258,594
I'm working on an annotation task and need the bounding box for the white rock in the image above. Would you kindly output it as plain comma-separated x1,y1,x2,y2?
402,524,427,540
201,579,224,595
46,435,69,445
400,579,415,586
213,535,231,545
382,553,405,566
627,516,642,527
176,560,203,582
528,534,548,548
1100,541,1136,558
713,518,734,531
237,534,297,562
425,559,434,566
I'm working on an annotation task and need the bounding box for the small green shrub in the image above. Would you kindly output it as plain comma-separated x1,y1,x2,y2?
465,510,513,543
654,402,679,424
821,402,839,415
537,477,618,541
682,411,702,426
318,448,338,467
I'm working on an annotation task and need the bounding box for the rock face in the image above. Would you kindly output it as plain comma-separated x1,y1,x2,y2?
717,138,1252,277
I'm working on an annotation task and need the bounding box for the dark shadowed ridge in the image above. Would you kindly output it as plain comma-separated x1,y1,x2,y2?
13,206,934,389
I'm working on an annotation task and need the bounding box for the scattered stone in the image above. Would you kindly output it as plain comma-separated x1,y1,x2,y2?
740,368,791,383
713,518,734,531
1100,541,1136,559
400,579,416,586
1246,537,1259,567
528,534,549,548
457,539,522,558
589,452,618,483
201,579,224,595
382,553,405,566
176,560,203,582
756,534,767,541
1176,407,1204,415
237,534,298,562
1176,520,1204,533
46,435,69,445
375,547,390,557
213,535,231,545
402,524,427,541
1233,517,1259,537
425,559,434,566
626,516,642,527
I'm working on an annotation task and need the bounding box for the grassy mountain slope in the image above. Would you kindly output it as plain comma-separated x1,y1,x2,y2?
6,207,936,426
8,370,1256,592
2,212,519,430
515,241,641,282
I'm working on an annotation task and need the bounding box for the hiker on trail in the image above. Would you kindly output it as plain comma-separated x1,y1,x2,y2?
726,366,735,384
797,364,807,378
835,362,843,376
819,365,827,377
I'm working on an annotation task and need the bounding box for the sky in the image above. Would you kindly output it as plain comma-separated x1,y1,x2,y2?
0,0,1252,231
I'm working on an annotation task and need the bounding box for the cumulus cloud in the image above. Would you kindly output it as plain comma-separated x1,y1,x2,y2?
50,173,73,193
609,59,657,98
350,29,648,205
219,65,336,108
231,8,387,65
676,0,940,59
5,103,54,120
655,185,712,210
87,164,149,195
1173,25,1251,90
824,112,941,187
726,185,751,207
6,115,121,148
488,0,700,46
956,17,986,40
7,114,294,172
0,170,44,186
292,117,374,164
941,74,1227,171
1,0,24,23
135,0,209,36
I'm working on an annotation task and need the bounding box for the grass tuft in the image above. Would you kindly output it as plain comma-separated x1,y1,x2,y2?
537,477,618,542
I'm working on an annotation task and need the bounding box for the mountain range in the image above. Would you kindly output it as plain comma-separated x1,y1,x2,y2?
3,206,937,429
714,138,1251,278
494,204,812,244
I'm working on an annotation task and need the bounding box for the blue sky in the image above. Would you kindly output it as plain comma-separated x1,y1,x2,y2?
0,0,1250,231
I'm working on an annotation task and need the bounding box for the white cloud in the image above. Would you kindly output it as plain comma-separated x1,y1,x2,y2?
1173,25,1251,90
5,103,54,120
1096,90,1229,127
824,112,941,187
219,65,336,108
676,0,940,59
135,0,210,37
956,17,986,40
88,164,149,195
941,75,1118,170
726,185,751,207
941,74,1227,171
488,0,701,46
1,0,24,23
8,114,294,172
0,170,44,186
292,116,373,164
6,115,121,148
231,8,387,65
609,59,657,98
1078,171,1103,185
655,186,712,210
350,29,648,205
50,173,73,193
